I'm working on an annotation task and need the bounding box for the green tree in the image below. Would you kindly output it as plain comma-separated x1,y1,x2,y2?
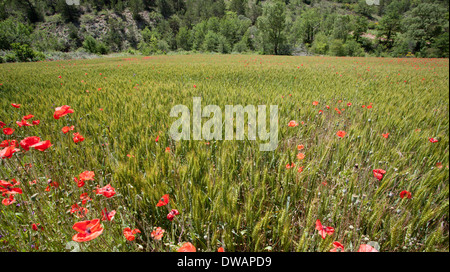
257,0,287,55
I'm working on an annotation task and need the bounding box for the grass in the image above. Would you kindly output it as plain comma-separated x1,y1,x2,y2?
0,54,448,252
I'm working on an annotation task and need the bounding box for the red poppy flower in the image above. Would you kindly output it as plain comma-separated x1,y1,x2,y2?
297,144,304,151
286,163,295,169
429,138,438,143
73,133,85,143
367,105,372,109
298,166,304,173
2,195,16,206
165,147,171,153
167,209,180,221
297,153,305,160
80,193,92,205
330,241,344,252
3,128,14,135
436,162,443,169
315,220,334,239
0,121,6,128
155,135,159,142
72,219,104,242
32,120,40,125
79,171,95,181
382,133,389,139
372,169,386,181
400,190,412,199
1,140,15,148
62,126,75,134
0,145,20,159
95,184,116,198
312,101,319,106
69,204,89,218
288,120,299,127
73,177,85,187
101,208,116,221
157,194,169,207
127,154,135,158
178,242,196,252
11,103,21,108
45,180,59,191
20,136,41,151
123,227,141,241
336,131,346,138
32,223,44,231
357,244,378,252
347,103,352,107
218,247,225,252
30,140,52,151
23,114,34,120
319,110,323,114
16,119,32,127
53,105,74,119
151,227,165,240
0,180,23,196
326,105,330,109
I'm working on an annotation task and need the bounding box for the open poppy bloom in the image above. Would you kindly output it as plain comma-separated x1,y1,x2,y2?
45,180,59,191
2,195,16,206
0,180,23,196
336,130,346,138
297,153,305,160
95,184,116,198
429,138,438,143
155,135,159,142
357,244,378,252
400,190,412,199
297,144,304,151
0,145,20,159
312,101,319,106
0,121,6,128
30,140,52,151
74,177,85,188
373,169,386,181
1,140,15,148
62,126,75,134
123,227,141,241
382,133,389,139
53,105,74,119
330,241,344,252
297,166,304,173
79,171,95,181
315,220,334,239
32,223,44,231
167,209,180,221
288,120,299,127
72,219,104,242
101,208,116,221
178,242,196,252
23,114,34,120
165,147,171,153
11,103,21,108
69,204,89,218
436,162,443,169
20,136,41,151
32,120,40,125
3,128,14,135
157,194,169,207
151,227,165,240
218,247,225,252
16,119,32,127
73,133,85,143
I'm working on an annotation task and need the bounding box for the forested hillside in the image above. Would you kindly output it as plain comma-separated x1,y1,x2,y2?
0,0,448,62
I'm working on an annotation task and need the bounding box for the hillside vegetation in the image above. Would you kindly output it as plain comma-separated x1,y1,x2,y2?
0,0,448,62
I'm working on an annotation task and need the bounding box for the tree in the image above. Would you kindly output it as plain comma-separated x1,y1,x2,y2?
257,0,287,55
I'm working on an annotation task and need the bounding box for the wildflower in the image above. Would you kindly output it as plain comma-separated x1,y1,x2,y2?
73,133,85,143
101,208,116,221
72,219,104,242
286,163,295,169
69,204,89,218
297,153,305,160
382,133,389,139
95,184,116,198
2,195,16,206
288,120,299,127
336,131,346,138
330,241,344,252
11,103,21,108
400,190,412,199
167,209,180,221
30,140,52,151
62,126,75,134
297,144,304,151
0,145,20,159
19,136,41,151
80,193,92,205
429,138,438,143
3,128,14,135
53,105,74,119
178,242,196,252
357,244,378,252
372,169,386,181
151,227,165,240
315,220,334,239
218,247,225,252
123,228,141,241
157,194,169,207
312,101,319,106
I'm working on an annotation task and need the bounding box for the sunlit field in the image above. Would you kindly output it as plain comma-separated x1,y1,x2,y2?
0,54,448,252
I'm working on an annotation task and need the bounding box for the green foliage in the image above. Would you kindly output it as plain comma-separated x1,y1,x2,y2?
82,35,109,55
10,42,44,62
0,18,33,50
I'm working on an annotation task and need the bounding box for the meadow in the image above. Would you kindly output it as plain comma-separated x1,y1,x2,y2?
0,54,448,252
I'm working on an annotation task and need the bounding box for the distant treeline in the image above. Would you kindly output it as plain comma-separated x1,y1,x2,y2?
0,0,448,62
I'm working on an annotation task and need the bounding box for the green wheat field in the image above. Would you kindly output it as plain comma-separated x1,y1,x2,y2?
0,54,448,252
